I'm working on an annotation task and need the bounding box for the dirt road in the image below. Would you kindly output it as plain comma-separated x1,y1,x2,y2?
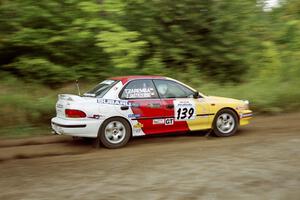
0,113,300,200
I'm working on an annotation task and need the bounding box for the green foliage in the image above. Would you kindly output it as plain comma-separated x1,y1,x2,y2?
0,0,266,83
6,57,76,85
96,26,147,68
119,0,264,81
0,0,147,80
1,0,298,84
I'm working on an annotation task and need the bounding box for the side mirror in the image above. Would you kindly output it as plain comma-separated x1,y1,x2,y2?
193,91,199,99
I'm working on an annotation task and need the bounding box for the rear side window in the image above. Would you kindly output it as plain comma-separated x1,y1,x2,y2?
120,79,158,99
85,80,118,97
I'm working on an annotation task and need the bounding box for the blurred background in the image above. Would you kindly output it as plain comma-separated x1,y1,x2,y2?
0,0,299,138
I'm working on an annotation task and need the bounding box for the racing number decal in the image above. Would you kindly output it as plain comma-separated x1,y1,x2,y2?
174,100,196,121
176,107,194,120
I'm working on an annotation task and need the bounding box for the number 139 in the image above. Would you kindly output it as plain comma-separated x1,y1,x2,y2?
177,107,194,120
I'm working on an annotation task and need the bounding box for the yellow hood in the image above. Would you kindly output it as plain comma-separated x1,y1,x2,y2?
205,96,244,104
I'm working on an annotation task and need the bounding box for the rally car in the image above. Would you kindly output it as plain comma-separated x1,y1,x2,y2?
51,76,252,148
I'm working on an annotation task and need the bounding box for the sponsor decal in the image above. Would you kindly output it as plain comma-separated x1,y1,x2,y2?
174,100,196,121
88,114,100,119
56,104,63,108
135,129,142,134
236,105,248,110
97,98,132,106
153,119,165,125
128,114,141,118
240,113,253,118
133,122,143,128
165,118,174,125
124,88,155,98
131,102,140,108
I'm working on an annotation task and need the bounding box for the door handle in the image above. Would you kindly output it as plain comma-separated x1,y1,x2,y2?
120,106,129,110
148,103,161,108
166,104,174,109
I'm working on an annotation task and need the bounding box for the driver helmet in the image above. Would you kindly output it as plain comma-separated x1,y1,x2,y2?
157,84,168,96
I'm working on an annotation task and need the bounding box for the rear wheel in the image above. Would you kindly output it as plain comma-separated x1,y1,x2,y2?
98,117,131,149
213,109,238,137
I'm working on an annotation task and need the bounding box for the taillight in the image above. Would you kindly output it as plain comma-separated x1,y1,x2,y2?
65,109,86,118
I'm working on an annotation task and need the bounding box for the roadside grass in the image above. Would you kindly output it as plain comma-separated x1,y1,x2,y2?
0,125,52,139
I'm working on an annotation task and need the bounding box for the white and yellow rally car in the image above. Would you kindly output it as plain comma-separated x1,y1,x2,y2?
51,76,252,148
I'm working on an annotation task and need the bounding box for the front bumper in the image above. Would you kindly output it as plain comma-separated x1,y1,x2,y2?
239,110,253,126
51,117,102,138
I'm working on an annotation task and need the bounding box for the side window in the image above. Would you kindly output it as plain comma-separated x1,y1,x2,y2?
153,80,194,98
120,79,159,99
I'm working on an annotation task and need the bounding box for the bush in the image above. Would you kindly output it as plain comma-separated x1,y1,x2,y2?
5,57,76,85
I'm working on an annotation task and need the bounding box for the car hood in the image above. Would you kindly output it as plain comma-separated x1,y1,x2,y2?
205,96,244,104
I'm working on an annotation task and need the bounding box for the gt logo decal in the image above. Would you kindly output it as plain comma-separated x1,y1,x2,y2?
174,100,196,121
165,118,174,125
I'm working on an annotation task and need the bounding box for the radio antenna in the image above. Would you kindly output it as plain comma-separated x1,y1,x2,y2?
75,80,81,96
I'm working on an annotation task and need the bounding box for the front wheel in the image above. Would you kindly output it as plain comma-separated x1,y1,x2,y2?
213,109,238,137
98,117,131,149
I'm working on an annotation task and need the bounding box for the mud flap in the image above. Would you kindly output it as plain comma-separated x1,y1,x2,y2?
93,136,101,148
205,129,213,138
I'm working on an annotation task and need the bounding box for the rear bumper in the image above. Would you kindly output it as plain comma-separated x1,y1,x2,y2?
51,117,102,138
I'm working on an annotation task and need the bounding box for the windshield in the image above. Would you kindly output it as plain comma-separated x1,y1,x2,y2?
84,80,118,97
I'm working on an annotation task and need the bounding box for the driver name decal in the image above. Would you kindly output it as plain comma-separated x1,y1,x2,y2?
124,88,155,98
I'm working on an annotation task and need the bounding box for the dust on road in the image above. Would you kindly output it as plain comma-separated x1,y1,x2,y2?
0,113,299,200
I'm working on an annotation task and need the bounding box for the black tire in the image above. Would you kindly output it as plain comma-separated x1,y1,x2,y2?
97,117,131,149
212,109,238,137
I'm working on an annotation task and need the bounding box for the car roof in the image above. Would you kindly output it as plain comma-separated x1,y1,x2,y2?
110,75,167,84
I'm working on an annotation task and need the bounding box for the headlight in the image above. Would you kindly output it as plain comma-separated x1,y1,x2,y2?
237,100,249,110
243,100,249,110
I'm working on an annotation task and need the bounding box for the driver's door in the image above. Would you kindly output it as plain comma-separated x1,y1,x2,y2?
153,79,211,133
